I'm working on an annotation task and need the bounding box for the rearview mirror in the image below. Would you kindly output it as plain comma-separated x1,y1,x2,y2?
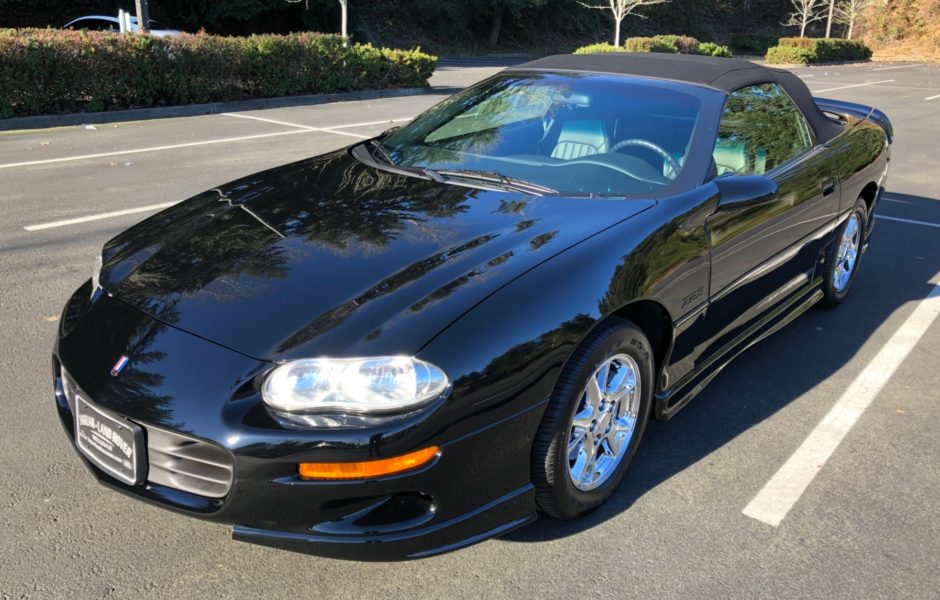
713,174,779,211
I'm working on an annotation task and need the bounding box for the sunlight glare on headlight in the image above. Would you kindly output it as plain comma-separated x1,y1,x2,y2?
261,356,448,415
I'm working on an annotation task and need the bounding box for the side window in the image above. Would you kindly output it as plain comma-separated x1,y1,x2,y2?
713,83,813,176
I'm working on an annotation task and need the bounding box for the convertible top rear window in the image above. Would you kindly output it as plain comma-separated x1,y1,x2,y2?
380,72,710,197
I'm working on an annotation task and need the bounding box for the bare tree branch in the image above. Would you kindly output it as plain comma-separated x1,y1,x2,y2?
575,0,670,46
835,0,872,39
784,0,826,37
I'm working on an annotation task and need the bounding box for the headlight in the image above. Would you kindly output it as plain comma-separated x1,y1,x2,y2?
261,356,449,415
91,254,103,298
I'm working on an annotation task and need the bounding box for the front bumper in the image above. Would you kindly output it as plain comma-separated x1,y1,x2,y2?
54,284,541,560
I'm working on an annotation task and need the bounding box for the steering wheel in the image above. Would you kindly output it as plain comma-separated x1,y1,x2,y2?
610,139,681,178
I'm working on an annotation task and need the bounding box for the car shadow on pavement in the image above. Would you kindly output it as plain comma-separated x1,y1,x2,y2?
501,192,940,543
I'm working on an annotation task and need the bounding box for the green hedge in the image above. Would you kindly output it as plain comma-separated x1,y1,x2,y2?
572,42,623,54
575,36,732,57
765,37,872,64
0,29,437,118
697,42,733,57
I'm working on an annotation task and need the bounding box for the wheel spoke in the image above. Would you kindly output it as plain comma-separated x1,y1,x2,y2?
585,376,603,412
604,432,622,457
572,402,593,428
606,362,628,397
845,217,859,240
568,427,587,458
571,437,596,485
597,361,612,394
580,443,598,485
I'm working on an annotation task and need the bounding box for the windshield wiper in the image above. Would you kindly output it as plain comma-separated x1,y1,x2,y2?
356,143,556,195
366,139,396,165
432,169,557,196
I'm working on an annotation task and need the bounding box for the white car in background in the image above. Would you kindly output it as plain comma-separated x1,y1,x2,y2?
63,15,182,37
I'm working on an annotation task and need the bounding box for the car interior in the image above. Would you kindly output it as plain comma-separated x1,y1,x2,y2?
398,77,705,195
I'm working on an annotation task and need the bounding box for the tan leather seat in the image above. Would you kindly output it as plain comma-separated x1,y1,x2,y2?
551,120,610,159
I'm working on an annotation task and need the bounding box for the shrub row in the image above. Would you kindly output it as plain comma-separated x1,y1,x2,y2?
765,37,872,64
0,29,437,118
574,36,732,58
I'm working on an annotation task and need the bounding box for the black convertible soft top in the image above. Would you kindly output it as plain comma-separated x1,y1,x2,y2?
513,53,844,143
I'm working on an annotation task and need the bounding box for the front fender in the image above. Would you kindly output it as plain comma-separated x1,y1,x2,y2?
417,185,717,446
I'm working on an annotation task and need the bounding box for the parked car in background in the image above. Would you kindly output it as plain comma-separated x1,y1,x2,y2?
63,15,181,37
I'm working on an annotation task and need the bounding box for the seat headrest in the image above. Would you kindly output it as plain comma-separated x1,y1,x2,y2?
551,120,609,160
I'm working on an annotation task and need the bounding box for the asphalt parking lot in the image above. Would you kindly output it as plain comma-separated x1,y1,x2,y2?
1,60,938,599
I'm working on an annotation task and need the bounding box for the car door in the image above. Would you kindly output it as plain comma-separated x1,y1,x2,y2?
694,82,840,367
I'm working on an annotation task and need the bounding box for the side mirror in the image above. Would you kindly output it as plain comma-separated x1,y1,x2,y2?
713,174,778,211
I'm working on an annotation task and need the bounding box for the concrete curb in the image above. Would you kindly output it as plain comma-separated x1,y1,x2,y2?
0,86,462,132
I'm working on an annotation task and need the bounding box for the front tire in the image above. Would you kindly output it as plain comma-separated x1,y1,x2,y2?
820,197,868,308
532,318,653,519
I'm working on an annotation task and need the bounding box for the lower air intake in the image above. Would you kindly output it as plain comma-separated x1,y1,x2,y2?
146,426,233,499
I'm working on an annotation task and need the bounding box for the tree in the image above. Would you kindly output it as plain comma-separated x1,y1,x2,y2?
824,0,835,37
484,0,548,48
338,0,348,38
835,0,871,39
576,0,671,47
785,0,825,37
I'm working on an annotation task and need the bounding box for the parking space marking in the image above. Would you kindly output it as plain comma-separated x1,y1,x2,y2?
221,112,318,130
222,113,413,139
0,129,312,170
925,94,940,101
873,63,924,71
23,202,178,231
743,274,940,527
1,115,418,170
878,215,940,229
329,117,414,129
812,80,896,93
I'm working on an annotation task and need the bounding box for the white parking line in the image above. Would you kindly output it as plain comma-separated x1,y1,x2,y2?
221,113,413,138
925,94,940,101
0,129,312,170
743,275,940,527
221,112,317,130
878,215,940,229
873,63,924,71
330,117,413,129
23,202,178,231
221,112,371,139
0,115,415,170
812,80,896,93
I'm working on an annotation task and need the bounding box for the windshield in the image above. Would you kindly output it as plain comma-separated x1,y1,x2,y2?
380,72,705,196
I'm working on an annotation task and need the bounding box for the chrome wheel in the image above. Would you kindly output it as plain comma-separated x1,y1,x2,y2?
833,213,861,292
567,353,641,491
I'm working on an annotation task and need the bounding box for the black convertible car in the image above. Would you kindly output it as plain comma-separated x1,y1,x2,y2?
54,54,891,560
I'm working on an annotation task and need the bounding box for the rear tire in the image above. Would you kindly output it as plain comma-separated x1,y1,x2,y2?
531,318,653,520
820,197,868,308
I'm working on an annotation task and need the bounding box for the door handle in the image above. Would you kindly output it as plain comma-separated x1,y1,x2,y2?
821,179,837,197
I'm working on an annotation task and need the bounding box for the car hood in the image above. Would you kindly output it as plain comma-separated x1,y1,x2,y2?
102,150,654,361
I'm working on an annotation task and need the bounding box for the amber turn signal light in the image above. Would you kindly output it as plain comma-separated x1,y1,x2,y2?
298,446,440,480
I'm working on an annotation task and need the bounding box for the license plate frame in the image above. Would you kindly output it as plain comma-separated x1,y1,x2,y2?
75,395,146,485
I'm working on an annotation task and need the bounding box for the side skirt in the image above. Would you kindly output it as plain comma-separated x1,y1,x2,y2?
653,282,825,420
